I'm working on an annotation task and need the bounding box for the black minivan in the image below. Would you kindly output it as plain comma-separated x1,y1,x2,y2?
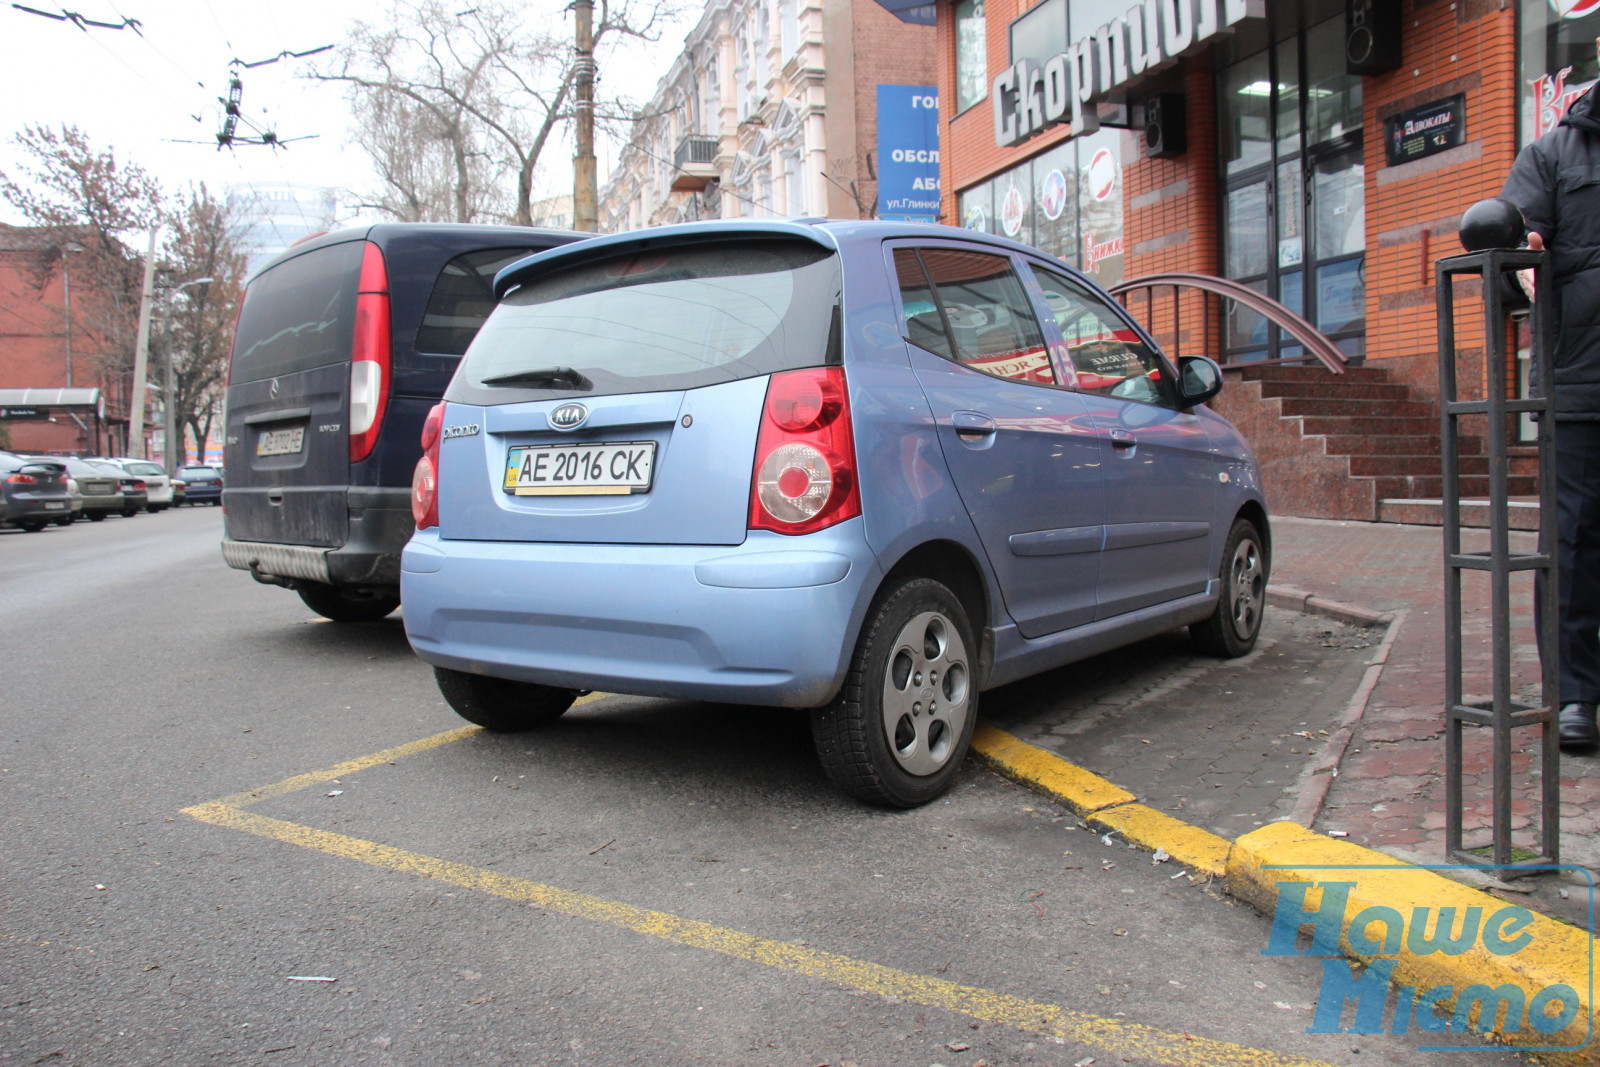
221,224,586,621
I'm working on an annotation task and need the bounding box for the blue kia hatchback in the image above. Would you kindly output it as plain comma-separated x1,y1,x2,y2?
402,219,1269,807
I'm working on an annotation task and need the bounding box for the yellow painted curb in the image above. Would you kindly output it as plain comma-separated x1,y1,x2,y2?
969,723,1136,814
1091,803,1230,879
1227,821,1597,1061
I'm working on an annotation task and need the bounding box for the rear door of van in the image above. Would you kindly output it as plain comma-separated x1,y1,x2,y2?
224,238,363,548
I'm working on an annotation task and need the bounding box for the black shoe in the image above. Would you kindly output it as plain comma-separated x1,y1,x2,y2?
1559,702,1600,749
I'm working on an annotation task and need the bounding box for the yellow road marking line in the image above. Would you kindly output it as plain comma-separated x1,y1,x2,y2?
971,724,1232,877
215,693,612,808
970,723,1136,812
181,800,1337,1067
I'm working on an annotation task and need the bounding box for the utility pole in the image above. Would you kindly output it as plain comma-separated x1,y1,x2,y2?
129,228,158,459
62,260,73,388
572,0,598,232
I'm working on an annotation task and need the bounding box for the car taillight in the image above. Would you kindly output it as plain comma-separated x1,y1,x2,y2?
5,473,37,485
412,401,444,529
349,241,392,464
749,367,860,535
133,480,146,490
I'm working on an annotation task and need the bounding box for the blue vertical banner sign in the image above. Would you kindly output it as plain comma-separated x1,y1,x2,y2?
876,85,940,222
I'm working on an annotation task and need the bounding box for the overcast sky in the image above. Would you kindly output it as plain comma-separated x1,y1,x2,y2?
0,0,698,228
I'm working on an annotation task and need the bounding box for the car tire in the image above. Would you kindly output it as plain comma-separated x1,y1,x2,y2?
811,576,979,808
433,666,577,732
17,520,45,532
295,583,401,623
1190,517,1268,658
121,509,139,518
87,512,106,522
52,516,71,527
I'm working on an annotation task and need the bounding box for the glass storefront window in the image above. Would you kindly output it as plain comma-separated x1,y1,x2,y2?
1313,148,1364,259
1010,0,1066,69
1217,8,1364,360
1317,259,1364,335
998,166,1034,249
1520,0,1600,143
1077,128,1134,285
1222,53,1273,176
1276,158,1303,269
956,0,987,114
1305,16,1361,145
1226,183,1269,278
960,182,993,234
1032,142,1078,270
1275,37,1301,157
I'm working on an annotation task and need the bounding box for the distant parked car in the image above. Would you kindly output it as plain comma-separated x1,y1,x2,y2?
97,458,174,511
219,222,589,622
60,476,84,525
0,451,72,531
42,456,122,520
177,465,223,505
87,459,146,516
402,219,1269,808
171,477,187,506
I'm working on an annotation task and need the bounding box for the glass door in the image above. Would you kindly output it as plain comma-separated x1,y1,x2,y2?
1218,4,1364,364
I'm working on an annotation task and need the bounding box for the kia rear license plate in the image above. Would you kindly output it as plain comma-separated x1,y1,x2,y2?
257,426,305,457
503,441,656,496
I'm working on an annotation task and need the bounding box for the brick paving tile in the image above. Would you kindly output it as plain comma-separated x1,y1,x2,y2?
1271,517,1600,911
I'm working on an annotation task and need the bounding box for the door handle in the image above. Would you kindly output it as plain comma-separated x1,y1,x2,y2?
1110,429,1137,449
953,411,997,436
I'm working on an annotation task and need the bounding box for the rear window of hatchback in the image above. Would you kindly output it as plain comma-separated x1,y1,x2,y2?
446,239,842,405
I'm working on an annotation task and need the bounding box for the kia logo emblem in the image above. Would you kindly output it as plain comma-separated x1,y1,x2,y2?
550,403,589,431
270,378,280,399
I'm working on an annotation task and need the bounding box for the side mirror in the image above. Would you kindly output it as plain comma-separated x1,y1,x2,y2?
1177,355,1223,407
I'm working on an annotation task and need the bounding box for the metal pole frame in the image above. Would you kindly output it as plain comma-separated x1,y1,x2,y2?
1436,248,1560,875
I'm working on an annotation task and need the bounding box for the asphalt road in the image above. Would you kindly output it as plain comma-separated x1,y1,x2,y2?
0,510,1527,1066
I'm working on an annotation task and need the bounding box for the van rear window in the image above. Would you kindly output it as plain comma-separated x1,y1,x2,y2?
447,240,841,404
231,241,363,383
417,247,542,356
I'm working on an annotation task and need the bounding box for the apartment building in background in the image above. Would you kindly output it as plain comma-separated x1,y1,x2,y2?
599,0,937,230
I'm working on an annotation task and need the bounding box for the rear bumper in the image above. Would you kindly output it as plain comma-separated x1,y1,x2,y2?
4,495,72,524
400,519,881,708
185,484,222,501
221,486,414,588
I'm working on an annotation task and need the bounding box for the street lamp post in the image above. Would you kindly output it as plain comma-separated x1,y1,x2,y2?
161,277,212,475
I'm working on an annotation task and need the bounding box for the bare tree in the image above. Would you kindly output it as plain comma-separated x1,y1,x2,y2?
316,0,682,226
161,186,247,465
0,124,162,392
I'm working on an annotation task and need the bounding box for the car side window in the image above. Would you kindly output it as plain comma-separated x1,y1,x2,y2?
892,248,955,360
1029,265,1170,405
417,247,542,356
896,247,1055,386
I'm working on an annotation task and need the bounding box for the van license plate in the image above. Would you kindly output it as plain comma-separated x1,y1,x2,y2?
257,427,305,457
504,441,656,496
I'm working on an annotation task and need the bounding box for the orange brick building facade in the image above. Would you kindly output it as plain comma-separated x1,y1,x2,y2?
907,0,1561,408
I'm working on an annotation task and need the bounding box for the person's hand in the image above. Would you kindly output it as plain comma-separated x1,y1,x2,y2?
1519,230,1544,301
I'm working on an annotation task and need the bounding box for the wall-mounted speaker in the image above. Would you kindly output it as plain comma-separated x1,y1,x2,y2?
1144,93,1186,159
1346,0,1401,76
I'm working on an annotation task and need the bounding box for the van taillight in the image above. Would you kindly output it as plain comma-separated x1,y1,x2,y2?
748,367,860,535
412,402,444,529
350,241,392,463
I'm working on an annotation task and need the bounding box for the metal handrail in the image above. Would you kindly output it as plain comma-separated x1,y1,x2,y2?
1107,272,1347,375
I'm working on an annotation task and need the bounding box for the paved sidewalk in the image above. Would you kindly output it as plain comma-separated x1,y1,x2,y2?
1269,516,1600,881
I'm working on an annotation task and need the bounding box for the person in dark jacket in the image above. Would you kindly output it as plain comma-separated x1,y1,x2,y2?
1502,83,1600,749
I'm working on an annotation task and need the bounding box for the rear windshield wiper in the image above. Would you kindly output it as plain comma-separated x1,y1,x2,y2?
478,366,593,390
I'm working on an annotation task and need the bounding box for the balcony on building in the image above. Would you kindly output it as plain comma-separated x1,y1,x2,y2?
671,136,720,192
